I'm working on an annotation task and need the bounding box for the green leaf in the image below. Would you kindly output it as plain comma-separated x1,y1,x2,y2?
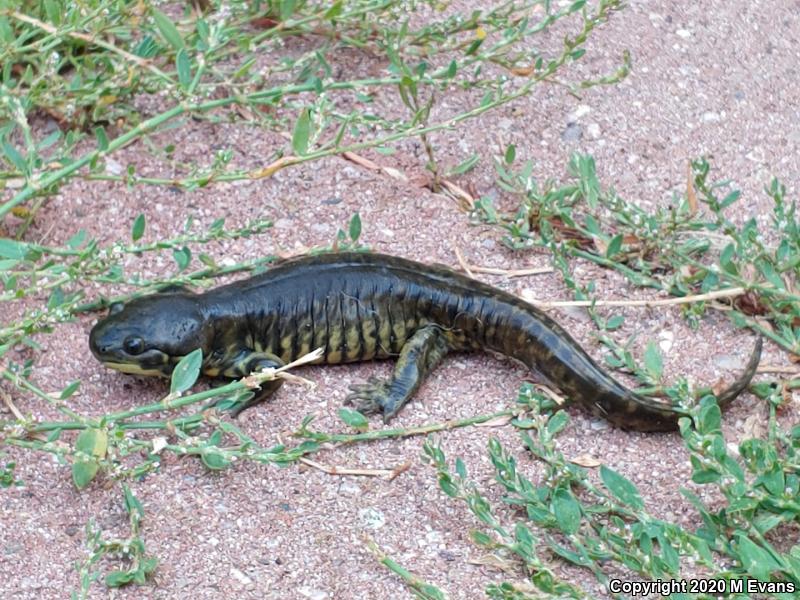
470,530,492,546
122,483,144,518
438,476,458,497
583,214,601,235
172,246,191,270
504,144,516,165
719,242,738,275
72,428,108,489
72,461,99,490
552,488,581,534
643,341,663,381
105,570,134,587
465,39,483,56
43,0,61,25
337,408,368,431
548,540,591,566
280,0,297,20
0,239,28,259
546,410,570,437
757,466,785,496
151,8,184,50
2,140,27,174
59,380,81,400
133,35,158,58
569,0,587,12
176,48,192,89
66,229,86,249
94,126,109,151
605,315,624,330
696,396,721,433
324,1,343,18
349,213,361,242
0,17,12,44
140,556,158,575
657,532,680,574
131,214,146,241
37,129,62,151
78,428,107,457
735,534,781,581
720,190,741,209
292,108,311,155
199,253,216,268
605,233,623,258
600,465,644,509
690,456,720,483
569,153,600,208
448,154,480,176
757,258,785,290
170,348,203,394
201,450,231,470
47,286,64,309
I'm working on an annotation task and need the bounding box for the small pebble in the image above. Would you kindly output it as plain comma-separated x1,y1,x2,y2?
230,567,253,586
105,158,123,175
561,122,583,142
713,354,739,370
358,507,386,530
569,104,592,121
298,586,328,600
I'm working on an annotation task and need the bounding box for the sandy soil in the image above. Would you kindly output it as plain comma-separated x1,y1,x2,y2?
2,1,798,598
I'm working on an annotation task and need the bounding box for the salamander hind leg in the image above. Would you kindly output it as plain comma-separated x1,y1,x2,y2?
345,325,451,422
218,351,286,417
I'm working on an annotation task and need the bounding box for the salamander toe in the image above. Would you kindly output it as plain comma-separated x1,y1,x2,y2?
345,376,393,416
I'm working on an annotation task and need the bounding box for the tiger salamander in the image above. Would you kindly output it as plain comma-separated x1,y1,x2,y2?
89,252,761,432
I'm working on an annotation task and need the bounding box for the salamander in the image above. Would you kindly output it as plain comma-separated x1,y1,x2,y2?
89,252,761,432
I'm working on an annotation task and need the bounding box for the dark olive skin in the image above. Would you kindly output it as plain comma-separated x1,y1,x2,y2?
90,291,209,377
90,252,761,431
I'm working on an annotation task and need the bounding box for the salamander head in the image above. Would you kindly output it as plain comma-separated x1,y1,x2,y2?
89,289,210,377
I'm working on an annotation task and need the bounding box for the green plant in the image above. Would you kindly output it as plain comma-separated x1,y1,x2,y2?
2,7,632,590
448,152,800,598
73,485,158,596
1,0,628,227
423,384,799,599
477,153,800,355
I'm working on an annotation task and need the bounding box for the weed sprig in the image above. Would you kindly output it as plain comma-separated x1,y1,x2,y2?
423,385,799,599
476,153,799,355
1,0,627,222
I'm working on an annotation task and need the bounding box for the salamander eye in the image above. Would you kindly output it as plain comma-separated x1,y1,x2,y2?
123,336,145,355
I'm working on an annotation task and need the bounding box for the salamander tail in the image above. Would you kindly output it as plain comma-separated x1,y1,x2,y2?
712,336,762,409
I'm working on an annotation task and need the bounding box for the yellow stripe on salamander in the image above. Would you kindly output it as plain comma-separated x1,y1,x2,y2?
102,362,169,377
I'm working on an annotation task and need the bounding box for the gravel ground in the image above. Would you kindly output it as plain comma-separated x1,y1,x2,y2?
2,1,799,598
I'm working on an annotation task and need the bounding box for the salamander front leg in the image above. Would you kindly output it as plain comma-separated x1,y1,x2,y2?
345,325,450,422
217,351,285,417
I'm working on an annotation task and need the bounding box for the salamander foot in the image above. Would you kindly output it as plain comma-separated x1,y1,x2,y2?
345,376,399,421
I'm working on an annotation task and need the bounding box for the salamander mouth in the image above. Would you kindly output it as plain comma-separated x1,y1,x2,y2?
101,361,171,377
94,346,175,378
